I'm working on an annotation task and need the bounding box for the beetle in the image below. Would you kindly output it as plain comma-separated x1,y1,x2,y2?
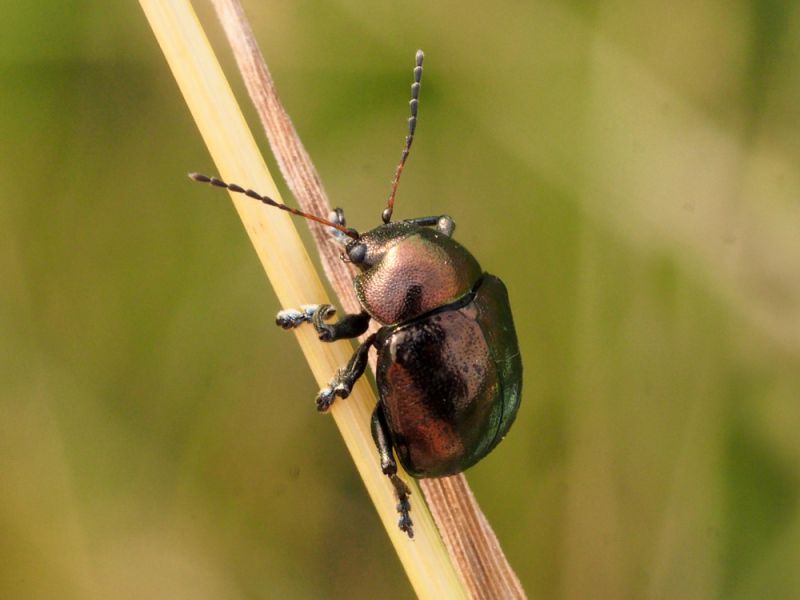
190,50,522,538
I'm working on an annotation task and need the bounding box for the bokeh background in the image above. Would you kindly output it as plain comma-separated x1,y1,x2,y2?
2,1,800,598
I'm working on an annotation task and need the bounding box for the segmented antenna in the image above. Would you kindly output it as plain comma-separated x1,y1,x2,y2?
382,49,424,224
189,173,359,240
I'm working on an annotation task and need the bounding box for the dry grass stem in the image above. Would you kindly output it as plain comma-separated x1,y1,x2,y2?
209,1,526,597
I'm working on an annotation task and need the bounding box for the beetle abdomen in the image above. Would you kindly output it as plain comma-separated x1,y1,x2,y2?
375,275,522,477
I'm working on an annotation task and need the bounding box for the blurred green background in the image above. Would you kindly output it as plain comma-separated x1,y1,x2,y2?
2,1,800,598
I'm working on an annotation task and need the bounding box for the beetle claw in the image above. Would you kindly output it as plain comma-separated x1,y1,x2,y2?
388,474,413,537
398,515,414,538
275,308,305,329
315,387,336,412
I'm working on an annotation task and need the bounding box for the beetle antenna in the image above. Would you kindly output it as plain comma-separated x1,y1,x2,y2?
189,173,360,240
382,49,424,224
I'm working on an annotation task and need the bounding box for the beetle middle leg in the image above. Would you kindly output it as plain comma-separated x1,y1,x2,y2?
371,406,414,538
315,333,377,412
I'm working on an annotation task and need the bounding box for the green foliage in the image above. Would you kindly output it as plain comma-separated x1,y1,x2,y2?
1,1,799,597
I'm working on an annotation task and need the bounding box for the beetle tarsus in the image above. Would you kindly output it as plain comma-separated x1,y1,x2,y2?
315,386,337,412
398,514,414,538
315,369,351,412
328,208,352,245
275,304,334,330
276,304,370,342
402,215,456,237
332,379,351,398
390,474,414,538
314,334,377,412
371,407,414,537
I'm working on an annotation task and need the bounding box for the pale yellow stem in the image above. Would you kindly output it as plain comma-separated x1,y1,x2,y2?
138,1,465,598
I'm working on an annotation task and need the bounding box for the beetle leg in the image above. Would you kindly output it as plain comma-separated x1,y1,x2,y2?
327,207,352,245
371,407,413,538
315,333,376,412
402,215,455,237
311,308,371,342
276,304,371,342
275,304,334,330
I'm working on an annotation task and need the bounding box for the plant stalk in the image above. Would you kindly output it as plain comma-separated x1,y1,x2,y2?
141,0,524,597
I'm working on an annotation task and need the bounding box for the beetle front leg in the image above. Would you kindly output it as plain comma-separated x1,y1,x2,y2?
315,333,377,412
371,406,413,538
275,304,334,330
311,308,371,342
403,215,455,237
276,304,371,342
327,207,353,245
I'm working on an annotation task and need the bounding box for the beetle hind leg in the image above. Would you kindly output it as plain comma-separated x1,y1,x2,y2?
371,407,414,538
315,333,377,412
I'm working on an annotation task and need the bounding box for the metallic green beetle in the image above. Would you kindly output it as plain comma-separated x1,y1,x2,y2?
191,50,522,538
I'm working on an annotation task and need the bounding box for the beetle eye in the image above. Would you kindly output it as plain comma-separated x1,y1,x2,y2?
347,243,367,264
